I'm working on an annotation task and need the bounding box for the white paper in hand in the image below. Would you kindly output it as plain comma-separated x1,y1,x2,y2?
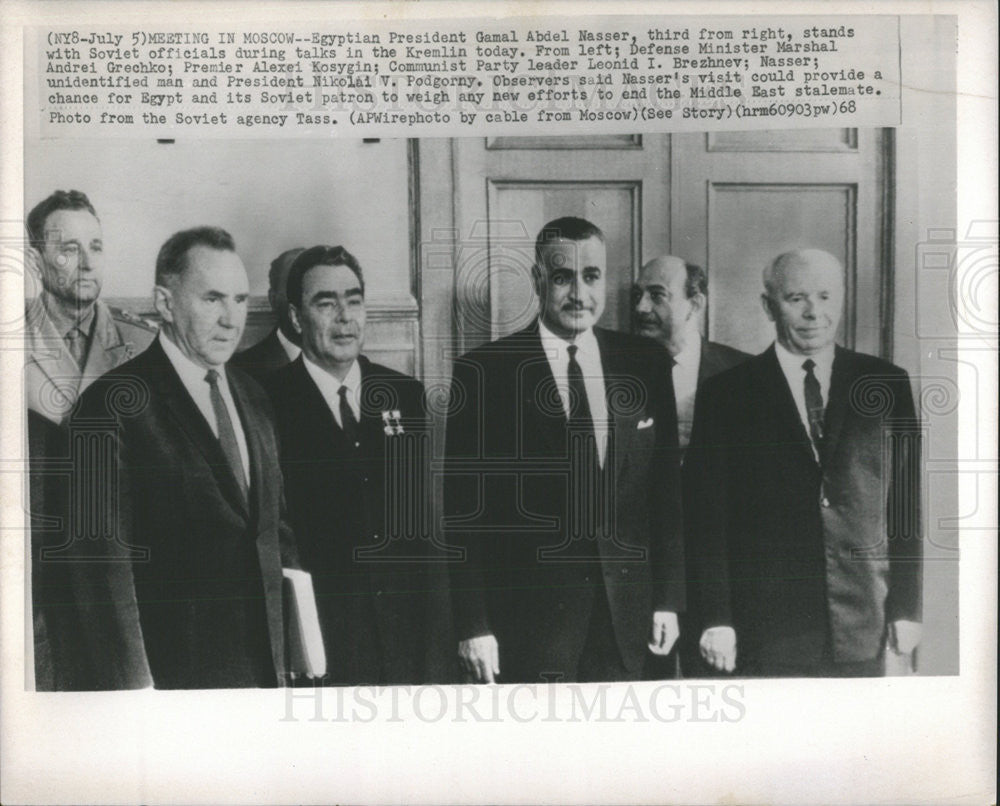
282,568,327,678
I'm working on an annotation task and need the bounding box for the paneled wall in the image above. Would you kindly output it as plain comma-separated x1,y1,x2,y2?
26,137,420,374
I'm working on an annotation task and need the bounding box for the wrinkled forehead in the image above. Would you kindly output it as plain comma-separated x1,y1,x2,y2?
537,236,606,271
42,208,102,243
639,256,686,289
180,245,248,291
774,254,844,293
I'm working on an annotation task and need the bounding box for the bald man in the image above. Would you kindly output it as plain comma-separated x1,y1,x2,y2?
634,256,749,451
634,256,749,678
684,249,923,677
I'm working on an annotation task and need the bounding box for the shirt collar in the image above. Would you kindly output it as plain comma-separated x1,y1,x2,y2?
159,330,229,390
537,317,598,360
42,290,96,339
673,335,702,370
774,339,835,377
275,327,301,361
302,354,362,398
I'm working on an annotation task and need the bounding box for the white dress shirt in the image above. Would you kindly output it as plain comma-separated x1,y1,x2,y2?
773,340,835,460
302,354,361,429
159,332,250,482
276,328,302,362
672,336,702,450
538,319,609,466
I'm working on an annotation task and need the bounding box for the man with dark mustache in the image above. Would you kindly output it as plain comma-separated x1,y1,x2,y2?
445,217,685,683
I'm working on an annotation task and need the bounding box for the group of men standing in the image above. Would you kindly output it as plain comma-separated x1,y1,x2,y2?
25,189,923,690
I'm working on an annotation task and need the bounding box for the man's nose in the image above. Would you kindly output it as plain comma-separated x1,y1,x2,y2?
802,298,817,317
219,300,238,327
635,291,651,313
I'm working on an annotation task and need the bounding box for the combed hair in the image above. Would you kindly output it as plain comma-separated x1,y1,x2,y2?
27,190,98,248
286,245,365,307
155,227,236,286
268,247,306,291
534,217,605,265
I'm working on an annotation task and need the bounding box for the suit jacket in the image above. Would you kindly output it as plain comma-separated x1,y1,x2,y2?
445,323,684,682
25,297,156,690
697,339,750,390
265,355,430,685
25,297,156,424
676,338,749,676
70,339,295,689
232,328,295,381
684,344,922,672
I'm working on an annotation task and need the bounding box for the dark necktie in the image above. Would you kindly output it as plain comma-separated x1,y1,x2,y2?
802,359,825,449
64,327,87,367
205,369,248,502
338,385,360,448
567,344,594,441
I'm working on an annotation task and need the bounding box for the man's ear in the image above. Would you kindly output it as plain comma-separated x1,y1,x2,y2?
760,292,776,323
531,263,543,299
288,303,303,336
687,291,706,319
153,285,173,323
267,287,278,313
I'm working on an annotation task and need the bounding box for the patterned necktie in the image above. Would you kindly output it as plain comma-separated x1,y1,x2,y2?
205,369,248,502
338,385,360,448
802,359,825,449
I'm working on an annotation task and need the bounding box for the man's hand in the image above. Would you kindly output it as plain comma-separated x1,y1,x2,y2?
648,611,680,656
888,619,922,655
458,634,500,683
699,626,737,672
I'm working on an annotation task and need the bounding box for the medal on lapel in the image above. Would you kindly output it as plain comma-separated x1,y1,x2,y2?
382,410,404,435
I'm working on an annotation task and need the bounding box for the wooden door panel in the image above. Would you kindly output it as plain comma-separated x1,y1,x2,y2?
487,181,639,339
455,135,671,352
672,128,887,358
709,184,855,354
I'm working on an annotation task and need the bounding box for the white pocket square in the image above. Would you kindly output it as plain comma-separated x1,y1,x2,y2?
637,417,655,430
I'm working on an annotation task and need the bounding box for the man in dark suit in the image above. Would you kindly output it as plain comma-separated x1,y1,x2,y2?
633,255,749,677
265,245,430,686
685,248,923,677
445,217,685,684
232,246,304,379
70,226,296,688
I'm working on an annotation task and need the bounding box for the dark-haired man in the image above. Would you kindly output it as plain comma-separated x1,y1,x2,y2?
445,217,685,683
70,226,296,688
232,246,305,380
264,246,431,685
24,190,156,690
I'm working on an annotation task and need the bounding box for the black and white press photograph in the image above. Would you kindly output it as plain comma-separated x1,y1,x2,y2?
1,2,994,805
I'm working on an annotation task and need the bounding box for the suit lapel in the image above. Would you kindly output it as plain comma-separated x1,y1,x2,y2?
819,346,854,465
760,346,818,466
148,340,250,520
517,326,566,459
25,299,82,402
81,302,129,383
289,356,349,451
227,369,267,522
